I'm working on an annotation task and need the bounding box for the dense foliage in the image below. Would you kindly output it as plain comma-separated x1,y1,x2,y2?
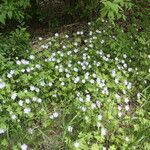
0,0,150,150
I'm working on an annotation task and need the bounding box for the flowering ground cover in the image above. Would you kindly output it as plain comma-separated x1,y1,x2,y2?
0,21,150,150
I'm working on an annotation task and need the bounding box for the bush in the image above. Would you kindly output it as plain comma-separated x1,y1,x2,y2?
0,0,30,25
0,21,149,149
0,27,30,59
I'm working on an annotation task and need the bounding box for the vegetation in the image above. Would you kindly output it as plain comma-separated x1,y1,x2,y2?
0,0,149,149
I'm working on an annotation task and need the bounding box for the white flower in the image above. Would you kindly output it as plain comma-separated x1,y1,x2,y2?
16,60,21,65
115,93,120,100
125,105,129,111
10,70,14,75
28,128,33,134
18,100,23,106
35,88,39,92
73,67,78,72
111,70,116,77
127,82,132,89
74,76,80,83
92,73,97,78
90,79,94,84
123,54,127,59
40,81,45,86
118,105,122,111
53,112,59,118
37,98,42,103
66,74,70,78
118,112,122,117
0,128,5,134
39,37,42,41
21,144,28,150
86,94,91,102
97,122,101,127
30,86,35,91
82,79,85,83
98,114,102,120
74,49,78,53
91,103,96,109
124,97,129,103
81,106,86,112
21,69,25,73
101,127,106,136
7,73,12,78
29,55,35,60
25,99,30,104
67,126,73,132
125,136,129,142
11,114,17,120
137,93,141,98
79,97,83,102
62,45,66,49
115,78,119,84
11,93,17,100
48,82,52,86
24,108,31,114
61,82,65,86
74,142,80,148
65,34,69,38
32,97,37,102
0,82,5,89
26,68,31,72
74,42,78,46
101,40,105,44
55,33,59,37
35,64,41,69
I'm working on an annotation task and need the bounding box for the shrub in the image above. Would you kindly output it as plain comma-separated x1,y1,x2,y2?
0,21,149,149
0,0,30,25
0,27,30,59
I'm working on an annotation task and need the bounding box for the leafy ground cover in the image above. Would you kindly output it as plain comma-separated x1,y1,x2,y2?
0,21,150,150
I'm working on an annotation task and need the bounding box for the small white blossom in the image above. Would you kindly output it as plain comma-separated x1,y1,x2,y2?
18,100,23,106
11,93,17,100
67,126,73,132
124,97,129,103
125,105,130,111
0,128,5,134
53,112,59,118
11,114,17,120
24,108,31,114
39,37,42,41
40,81,45,86
55,33,59,37
25,99,30,104
98,114,102,120
101,127,106,136
21,144,28,150
0,81,5,89
74,142,80,148
29,55,35,60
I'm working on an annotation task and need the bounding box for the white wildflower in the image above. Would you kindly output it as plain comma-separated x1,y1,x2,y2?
0,81,5,89
0,128,5,134
67,126,73,132
11,93,17,100
53,112,59,118
24,108,31,114
18,100,23,106
74,142,80,148
21,144,28,150
101,127,106,136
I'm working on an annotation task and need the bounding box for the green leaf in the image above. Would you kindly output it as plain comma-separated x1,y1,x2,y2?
91,144,99,150
8,11,13,19
0,14,6,24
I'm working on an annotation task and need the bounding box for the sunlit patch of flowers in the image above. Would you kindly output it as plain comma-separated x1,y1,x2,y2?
0,21,149,149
